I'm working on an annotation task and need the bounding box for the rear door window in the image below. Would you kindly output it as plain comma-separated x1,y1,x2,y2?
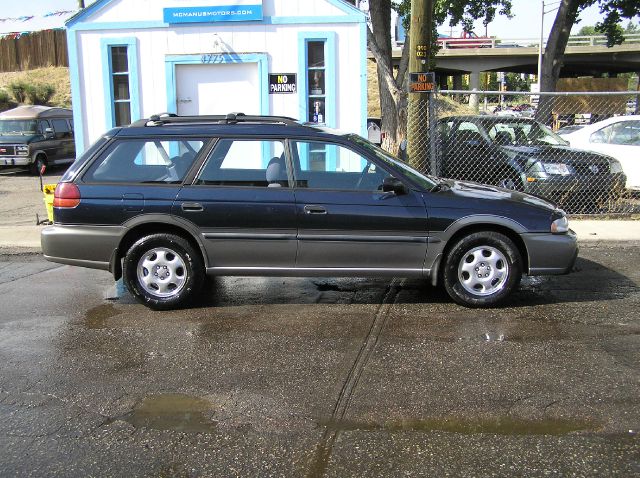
83,138,205,183
51,119,72,138
195,139,287,187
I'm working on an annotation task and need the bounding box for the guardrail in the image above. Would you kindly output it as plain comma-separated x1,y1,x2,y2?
435,33,640,50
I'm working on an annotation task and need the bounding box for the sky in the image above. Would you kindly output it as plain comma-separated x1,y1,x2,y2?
0,0,635,38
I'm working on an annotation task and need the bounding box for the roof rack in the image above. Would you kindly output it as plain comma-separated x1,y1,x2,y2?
130,112,300,127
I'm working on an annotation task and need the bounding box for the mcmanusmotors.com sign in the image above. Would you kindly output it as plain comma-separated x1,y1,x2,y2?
164,1,263,23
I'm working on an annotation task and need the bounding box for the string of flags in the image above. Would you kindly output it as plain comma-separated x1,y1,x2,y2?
0,10,76,39
0,10,75,23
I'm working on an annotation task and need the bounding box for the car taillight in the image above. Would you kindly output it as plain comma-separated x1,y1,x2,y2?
53,182,81,208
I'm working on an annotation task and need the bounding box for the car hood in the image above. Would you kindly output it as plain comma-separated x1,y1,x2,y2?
499,144,611,164
0,134,40,144
429,178,559,216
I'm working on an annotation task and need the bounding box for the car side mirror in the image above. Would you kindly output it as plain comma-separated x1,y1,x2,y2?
382,176,407,195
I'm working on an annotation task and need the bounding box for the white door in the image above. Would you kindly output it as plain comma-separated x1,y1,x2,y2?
176,63,260,116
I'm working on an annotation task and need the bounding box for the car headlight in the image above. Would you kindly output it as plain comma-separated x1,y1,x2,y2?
609,159,623,174
16,145,29,156
541,162,572,176
551,214,569,234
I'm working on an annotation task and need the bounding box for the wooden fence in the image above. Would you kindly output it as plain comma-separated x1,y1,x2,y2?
0,29,68,72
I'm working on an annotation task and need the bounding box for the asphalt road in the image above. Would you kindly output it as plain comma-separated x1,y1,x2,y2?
0,242,639,477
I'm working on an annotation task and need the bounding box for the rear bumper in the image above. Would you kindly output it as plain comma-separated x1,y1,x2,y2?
522,229,578,275
41,224,123,270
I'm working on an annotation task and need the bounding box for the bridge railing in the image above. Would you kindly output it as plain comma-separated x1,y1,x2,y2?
405,90,640,216
436,33,640,50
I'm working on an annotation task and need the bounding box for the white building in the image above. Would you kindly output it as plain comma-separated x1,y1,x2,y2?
66,0,367,153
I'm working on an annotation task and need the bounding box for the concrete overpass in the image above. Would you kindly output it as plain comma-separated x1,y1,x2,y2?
385,34,640,88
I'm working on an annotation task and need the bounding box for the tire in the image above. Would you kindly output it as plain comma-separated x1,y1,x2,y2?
29,155,47,176
123,233,204,310
442,231,522,308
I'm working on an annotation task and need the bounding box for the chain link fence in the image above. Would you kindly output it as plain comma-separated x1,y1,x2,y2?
406,90,640,215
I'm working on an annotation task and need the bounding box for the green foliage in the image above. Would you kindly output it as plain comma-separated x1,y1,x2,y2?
8,80,29,104
25,83,56,105
591,0,639,47
6,80,56,105
392,0,513,33
0,89,11,111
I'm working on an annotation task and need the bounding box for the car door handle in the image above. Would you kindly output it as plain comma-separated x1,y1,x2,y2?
304,205,327,215
181,202,203,212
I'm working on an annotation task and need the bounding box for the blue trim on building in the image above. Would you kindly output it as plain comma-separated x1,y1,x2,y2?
66,0,365,28
67,15,363,32
65,0,112,27
325,0,365,15
67,29,86,154
297,31,337,129
359,22,368,138
100,37,141,130
164,53,269,116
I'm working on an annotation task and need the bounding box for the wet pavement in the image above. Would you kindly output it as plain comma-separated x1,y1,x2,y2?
0,242,639,477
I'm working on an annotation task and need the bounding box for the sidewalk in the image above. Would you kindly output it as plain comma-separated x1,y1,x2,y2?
1,220,639,253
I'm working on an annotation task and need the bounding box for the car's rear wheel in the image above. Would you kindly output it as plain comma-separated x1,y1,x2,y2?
123,233,204,310
443,231,522,308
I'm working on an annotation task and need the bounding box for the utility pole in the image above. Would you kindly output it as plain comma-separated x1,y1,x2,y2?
78,0,85,8
406,0,436,173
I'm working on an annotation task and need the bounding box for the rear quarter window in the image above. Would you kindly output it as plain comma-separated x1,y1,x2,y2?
83,138,204,183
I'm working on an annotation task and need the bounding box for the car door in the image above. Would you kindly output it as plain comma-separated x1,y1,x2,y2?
36,119,59,163
290,139,428,274
446,120,494,183
173,138,298,271
50,118,75,162
589,120,640,190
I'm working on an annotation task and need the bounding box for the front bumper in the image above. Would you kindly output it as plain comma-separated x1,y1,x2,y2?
1,156,31,167
523,173,626,198
522,229,578,275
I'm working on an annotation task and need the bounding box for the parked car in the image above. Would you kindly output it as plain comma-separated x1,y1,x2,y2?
556,124,585,135
436,115,626,205
42,113,577,310
0,105,75,175
437,31,493,49
558,115,640,192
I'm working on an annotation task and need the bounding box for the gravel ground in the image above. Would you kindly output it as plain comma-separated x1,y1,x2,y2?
0,170,63,227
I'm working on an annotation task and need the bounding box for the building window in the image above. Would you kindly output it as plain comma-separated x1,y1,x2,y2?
307,41,326,124
101,38,139,129
110,46,131,126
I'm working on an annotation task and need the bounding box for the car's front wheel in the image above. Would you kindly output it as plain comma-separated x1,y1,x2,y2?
442,231,522,308
123,233,204,310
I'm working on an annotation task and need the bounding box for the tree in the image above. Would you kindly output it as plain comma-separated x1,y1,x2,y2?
361,0,512,154
537,0,639,123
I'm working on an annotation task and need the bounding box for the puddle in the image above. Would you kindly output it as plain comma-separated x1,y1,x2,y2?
121,394,217,433
319,416,594,436
84,303,120,329
313,281,357,293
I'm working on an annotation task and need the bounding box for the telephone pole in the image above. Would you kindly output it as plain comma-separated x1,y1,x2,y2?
406,0,436,173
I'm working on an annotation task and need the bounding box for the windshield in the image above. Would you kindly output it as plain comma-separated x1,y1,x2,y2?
0,119,39,135
348,135,438,190
486,120,568,146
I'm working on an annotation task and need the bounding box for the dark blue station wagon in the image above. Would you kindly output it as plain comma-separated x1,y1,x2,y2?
42,114,578,309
